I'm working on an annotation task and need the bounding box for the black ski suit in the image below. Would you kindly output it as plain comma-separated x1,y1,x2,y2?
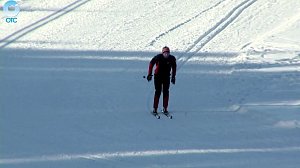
148,54,176,110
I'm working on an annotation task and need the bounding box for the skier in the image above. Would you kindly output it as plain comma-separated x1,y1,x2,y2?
147,46,177,115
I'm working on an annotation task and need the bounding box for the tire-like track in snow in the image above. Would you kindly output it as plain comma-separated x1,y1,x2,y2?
0,0,91,49
148,0,226,46
176,0,257,70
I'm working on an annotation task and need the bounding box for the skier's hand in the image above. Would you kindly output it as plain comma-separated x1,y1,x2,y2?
147,75,153,82
171,76,176,85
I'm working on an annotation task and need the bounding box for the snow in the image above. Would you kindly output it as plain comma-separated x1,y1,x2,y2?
274,120,300,129
1,0,300,167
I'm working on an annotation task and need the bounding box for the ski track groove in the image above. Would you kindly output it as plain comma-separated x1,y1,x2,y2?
176,0,257,70
0,0,91,49
148,0,226,46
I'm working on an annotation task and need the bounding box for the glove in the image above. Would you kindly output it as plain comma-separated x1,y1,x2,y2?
171,76,176,85
147,75,153,82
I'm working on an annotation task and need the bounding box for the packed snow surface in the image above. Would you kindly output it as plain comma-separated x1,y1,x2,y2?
1,0,300,167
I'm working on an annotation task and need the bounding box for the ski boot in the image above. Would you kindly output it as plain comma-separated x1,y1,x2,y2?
152,108,160,119
162,108,168,115
163,108,172,119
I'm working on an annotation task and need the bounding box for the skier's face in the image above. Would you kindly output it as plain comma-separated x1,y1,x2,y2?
163,52,170,58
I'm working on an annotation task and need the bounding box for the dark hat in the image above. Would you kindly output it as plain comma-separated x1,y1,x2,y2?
162,46,170,53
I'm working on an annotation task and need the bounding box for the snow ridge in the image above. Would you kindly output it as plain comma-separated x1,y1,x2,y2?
1,147,300,165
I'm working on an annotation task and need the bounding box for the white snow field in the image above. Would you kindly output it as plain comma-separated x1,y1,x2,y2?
1,0,300,167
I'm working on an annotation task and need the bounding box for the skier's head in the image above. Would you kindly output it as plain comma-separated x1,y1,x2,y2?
162,46,170,58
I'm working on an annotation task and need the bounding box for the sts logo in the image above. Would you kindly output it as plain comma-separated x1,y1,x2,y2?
3,0,20,23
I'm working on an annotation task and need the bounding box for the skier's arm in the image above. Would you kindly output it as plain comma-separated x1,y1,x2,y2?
171,57,177,77
148,56,157,76
170,57,177,85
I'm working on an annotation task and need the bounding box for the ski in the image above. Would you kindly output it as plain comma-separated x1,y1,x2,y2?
151,112,160,119
162,111,173,119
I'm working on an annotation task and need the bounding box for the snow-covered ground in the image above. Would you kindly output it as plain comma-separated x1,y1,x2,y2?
1,0,300,167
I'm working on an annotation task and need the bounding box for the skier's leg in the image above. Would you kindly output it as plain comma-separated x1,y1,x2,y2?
162,77,170,111
153,76,162,111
